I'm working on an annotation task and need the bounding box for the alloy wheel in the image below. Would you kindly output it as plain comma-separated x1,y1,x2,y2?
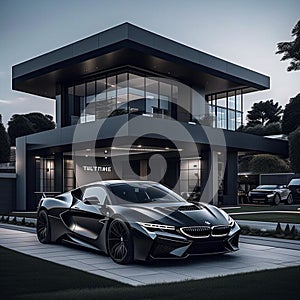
273,194,281,206
108,219,133,264
37,210,51,243
286,194,294,205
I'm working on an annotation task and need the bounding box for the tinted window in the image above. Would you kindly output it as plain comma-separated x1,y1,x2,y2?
108,182,185,205
288,179,300,186
83,186,107,205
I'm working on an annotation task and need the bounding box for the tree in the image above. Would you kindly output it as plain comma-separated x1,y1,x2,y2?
7,112,55,146
249,154,291,174
289,126,300,173
0,115,10,163
282,93,300,135
246,100,283,127
276,20,300,72
238,122,281,136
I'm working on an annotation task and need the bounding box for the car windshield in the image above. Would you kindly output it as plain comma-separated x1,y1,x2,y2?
256,185,278,190
289,179,300,185
108,182,186,205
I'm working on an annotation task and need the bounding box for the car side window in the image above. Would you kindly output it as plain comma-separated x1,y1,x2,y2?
83,186,108,205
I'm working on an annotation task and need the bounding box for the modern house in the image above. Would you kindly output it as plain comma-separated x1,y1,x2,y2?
12,23,288,211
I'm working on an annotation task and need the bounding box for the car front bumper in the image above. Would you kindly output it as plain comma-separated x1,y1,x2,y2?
132,222,240,261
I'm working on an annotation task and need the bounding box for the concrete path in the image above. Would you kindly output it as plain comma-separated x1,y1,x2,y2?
1,224,300,286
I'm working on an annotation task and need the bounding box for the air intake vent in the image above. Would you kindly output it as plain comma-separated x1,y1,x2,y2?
180,226,210,238
178,205,200,211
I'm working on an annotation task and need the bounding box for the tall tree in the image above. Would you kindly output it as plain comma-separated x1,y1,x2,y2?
282,93,300,135
0,115,10,163
246,100,283,127
276,19,300,71
7,112,55,146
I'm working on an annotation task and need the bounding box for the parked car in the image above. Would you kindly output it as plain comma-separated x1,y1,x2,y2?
36,180,240,264
248,184,293,205
287,178,300,200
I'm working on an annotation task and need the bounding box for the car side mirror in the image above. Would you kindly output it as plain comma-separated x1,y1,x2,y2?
83,196,99,205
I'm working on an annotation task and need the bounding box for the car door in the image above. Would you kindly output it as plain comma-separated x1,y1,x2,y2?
70,186,109,240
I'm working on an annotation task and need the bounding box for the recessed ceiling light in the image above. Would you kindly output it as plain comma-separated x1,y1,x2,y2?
104,149,108,154
137,145,142,148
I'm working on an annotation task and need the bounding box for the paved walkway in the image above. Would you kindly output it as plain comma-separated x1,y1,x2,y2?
1,224,300,286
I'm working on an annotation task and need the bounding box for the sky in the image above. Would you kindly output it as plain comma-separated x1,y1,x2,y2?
0,0,299,126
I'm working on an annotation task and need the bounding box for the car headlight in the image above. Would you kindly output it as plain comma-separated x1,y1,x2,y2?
267,193,275,198
137,222,175,231
227,215,235,227
216,208,235,227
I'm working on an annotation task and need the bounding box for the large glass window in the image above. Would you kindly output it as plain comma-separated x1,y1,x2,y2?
129,73,145,114
145,77,159,115
207,90,243,131
74,83,85,124
86,81,95,122
159,80,172,119
217,107,227,129
236,111,242,129
106,76,117,116
228,110,235,131
228,93,235,110
116,73,128,114
96,78,107,119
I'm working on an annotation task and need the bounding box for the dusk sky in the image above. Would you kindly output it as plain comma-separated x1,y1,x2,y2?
0,0,299,126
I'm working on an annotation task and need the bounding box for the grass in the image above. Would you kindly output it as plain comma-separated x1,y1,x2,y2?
223,204,300,224
223,204,300,214
1,246,300,299
232,213,300,224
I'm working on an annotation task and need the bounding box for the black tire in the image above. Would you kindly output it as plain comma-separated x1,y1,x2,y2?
36,210,51,244
107,219,133,264
273,193,281,206
286,193,294,205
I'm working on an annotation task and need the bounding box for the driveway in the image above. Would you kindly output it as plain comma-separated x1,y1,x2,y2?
1,224,300,286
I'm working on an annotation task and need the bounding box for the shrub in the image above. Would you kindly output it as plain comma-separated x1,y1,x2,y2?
249,154,291,173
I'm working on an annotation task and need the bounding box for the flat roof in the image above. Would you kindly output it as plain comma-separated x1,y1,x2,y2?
12,22,270,98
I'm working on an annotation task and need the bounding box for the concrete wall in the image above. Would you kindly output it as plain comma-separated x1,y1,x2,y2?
0,173,16,212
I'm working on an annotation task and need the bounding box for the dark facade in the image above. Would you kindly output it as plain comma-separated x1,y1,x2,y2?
12,23,288,210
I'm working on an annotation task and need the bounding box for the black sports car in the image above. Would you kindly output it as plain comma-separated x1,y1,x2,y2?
248,185,293,205
37,180,240,264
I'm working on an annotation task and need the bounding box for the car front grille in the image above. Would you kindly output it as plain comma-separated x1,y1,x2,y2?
180,226,211,238
180,225,231,238
211,225,231,237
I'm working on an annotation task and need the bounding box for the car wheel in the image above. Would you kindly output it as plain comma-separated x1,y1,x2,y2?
36,210,51,243
107,219,133,264
273,194,281,206
286,193,294,205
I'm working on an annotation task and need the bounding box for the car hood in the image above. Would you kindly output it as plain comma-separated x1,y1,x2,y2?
111,202,230,227
250,189,276,193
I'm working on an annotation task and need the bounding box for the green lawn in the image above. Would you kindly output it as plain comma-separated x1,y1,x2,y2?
223,204,300,224
223,204,300,214
232,213,300,224
1,246,299,299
